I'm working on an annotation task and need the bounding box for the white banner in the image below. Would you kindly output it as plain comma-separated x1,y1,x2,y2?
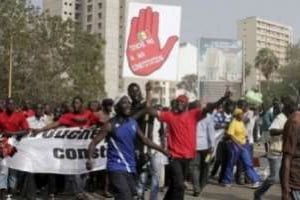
122,3,181,81
1,127,107,174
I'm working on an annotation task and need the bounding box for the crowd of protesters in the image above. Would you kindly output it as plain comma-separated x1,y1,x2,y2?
0,83,300,200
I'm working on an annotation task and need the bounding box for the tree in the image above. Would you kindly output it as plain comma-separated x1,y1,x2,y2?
280,43,300,99
177,74,198,97
255,48,279,83
0,0,34,97
261,43,300,105
0,0,106,103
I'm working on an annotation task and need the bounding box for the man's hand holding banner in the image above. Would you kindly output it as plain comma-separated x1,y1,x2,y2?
1,127,107,174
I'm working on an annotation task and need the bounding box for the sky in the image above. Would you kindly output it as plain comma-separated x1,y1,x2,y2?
32,0,300,44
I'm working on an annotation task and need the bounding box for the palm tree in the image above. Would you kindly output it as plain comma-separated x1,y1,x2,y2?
255,48,279,91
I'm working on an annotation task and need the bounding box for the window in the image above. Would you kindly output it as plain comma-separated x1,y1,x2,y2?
69,12,72,16
87,5,93,12
87,25,92,32
98,3,102,9
87,15,92,22
88,0,92,2
75,3,81,10
69,3,72,6
98,13,102,19
98,23,102,29
64,2,67,5
75,13,80,20
64,11,67,15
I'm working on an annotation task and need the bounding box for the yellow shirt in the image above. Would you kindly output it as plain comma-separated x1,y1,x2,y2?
227,119,247,145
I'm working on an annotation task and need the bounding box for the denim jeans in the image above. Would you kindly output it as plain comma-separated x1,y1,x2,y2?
222,142,260,184
236,143,253,184
291,190,300,200
0,166,17,190
191,150,210,193
254,155,282,200
136,164,150,199
136,153,151,199
149,153,165,200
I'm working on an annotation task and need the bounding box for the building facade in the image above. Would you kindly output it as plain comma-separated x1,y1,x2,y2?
178,42,198,81
237,17,293,89
152,81,177,107
43,0,76,21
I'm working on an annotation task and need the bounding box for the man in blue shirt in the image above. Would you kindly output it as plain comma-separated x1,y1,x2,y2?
86,95,167,200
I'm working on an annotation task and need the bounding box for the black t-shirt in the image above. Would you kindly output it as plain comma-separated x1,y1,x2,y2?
131,101,154,164
131,101,147,132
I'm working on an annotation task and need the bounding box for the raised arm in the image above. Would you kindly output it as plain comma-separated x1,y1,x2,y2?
144,81,160,118
132,81,154,120
202,90,231,115
3,130,28,137
269,129,283,136
32,121,61,135
86,122,112,170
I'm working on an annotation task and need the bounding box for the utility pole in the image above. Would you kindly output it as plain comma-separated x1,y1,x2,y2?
8,36,13,98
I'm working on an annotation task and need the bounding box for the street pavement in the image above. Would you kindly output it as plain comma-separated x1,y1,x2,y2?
28,182,280,200
186,180,281,200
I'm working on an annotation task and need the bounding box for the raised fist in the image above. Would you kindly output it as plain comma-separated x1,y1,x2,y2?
126,7,178,76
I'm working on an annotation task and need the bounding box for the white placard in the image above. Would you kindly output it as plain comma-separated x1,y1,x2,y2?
123,3,181,81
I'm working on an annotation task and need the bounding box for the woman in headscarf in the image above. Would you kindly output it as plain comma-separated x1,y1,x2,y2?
221,108,261,188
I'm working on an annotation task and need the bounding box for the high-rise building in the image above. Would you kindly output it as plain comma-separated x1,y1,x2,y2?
43,0,149,98
237,17,293,89
178,42,198,81
43,0,76,21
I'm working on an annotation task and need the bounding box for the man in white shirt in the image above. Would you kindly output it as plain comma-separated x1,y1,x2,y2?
148,117,167,200
254,99,291,200
27,105,47,129
23,104,47,200
191,103,215,197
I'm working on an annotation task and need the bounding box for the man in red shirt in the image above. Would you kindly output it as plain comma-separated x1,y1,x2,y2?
38,97,99,131
36,96,99,200
0,98,29,199
21,100,35,118
147,90,230,200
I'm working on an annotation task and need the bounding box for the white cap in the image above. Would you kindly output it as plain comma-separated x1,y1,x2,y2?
114,94,130,106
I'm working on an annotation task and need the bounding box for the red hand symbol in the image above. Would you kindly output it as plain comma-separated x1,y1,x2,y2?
126,7,178,76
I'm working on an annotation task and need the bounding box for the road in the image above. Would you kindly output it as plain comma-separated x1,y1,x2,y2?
30,182,280,200
20,179,280,200
187,180,281,200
